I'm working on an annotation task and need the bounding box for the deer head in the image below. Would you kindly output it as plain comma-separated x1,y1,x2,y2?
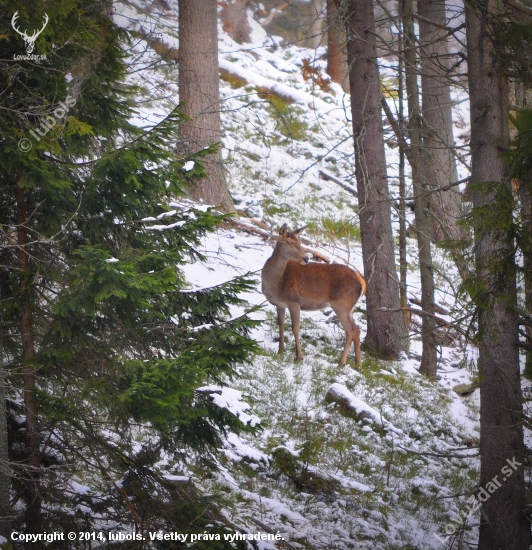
12,11,49,54
276,224,309,264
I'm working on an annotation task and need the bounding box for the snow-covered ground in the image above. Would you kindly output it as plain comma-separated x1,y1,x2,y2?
110,2,489,547
178,224,478,549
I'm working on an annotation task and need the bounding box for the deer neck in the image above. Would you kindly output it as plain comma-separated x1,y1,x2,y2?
262,247,291,297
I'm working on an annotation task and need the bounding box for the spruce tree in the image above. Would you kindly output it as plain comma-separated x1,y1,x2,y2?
0,0,259,543
498,21,532,378
465,2,529,547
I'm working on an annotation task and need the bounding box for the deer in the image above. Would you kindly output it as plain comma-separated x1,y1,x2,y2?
262,224,366,367
12,11,49,54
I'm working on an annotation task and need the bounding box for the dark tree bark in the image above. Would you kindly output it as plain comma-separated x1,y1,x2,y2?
418,0,465,245
0,356,11,541
344,0,408,359
178,0,234,212
220,0,252,44
326,0,348,90
514,88,532,377
0,271,10,539
16,186,42,540
397,24,410,334
466,1,530,548
402,0,438,379
521,177,532,377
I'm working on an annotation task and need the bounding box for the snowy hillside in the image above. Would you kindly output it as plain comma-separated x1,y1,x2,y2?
115,3,484,548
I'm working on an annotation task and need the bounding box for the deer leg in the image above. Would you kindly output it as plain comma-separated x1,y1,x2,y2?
288,304,302,361
352,324,362,367
339,331,352,367
277,306,286,353
334,307,361,367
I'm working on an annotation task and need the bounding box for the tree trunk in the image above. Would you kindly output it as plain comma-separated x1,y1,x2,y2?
0,275,10,540
0,348,11,541
178,0,234,212
220,0,252,44
397,16,410,336
16,185,42,540
513,86,532,378
465,1,530,548
344,0,408,359
402,0,438,379
521,176,532,377
418,0,465,245
326,0,348,91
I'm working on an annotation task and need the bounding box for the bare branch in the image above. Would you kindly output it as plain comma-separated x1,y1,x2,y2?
502,0,532,16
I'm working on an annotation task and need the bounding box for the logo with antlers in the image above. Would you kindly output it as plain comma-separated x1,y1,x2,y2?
11,11,49,55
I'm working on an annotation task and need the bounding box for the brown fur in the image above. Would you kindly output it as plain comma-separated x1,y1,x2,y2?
262,224,366,366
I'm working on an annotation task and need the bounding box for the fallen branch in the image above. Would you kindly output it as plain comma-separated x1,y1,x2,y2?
390,307,452,328
220,67,249,88
318,170,358,197
302,247,331,264
223,217,271,239
377,306,473,342
409,296,449,315
434,489,477,500
135,27,179,62
218,59,300,105
134,29,253,90
397,445,479,459
325,386,375,422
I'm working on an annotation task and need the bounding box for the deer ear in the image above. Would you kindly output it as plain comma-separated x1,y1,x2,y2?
279,224,288,236
293,225,306,235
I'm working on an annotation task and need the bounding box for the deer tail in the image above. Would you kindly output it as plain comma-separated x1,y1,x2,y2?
356,271,366,297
